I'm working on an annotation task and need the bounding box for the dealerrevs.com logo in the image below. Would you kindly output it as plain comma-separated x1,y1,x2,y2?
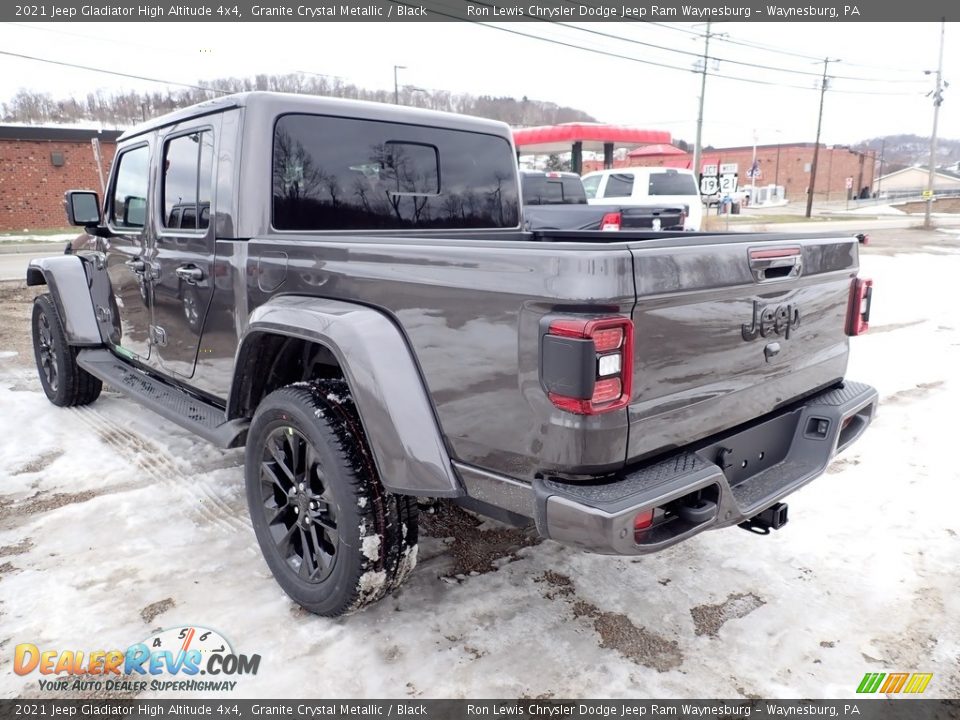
14,626,260,693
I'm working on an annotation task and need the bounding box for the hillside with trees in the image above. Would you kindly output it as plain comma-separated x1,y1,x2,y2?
0,73,596,128
854,134,960,174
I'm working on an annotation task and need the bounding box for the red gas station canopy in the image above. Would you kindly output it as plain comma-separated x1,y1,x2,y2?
512,123,671,154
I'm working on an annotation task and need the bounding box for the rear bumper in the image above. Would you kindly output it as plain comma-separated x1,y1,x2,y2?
529,380,877,555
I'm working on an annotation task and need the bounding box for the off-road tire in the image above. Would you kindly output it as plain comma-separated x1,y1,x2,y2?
244,379,418,616
31,293,102,407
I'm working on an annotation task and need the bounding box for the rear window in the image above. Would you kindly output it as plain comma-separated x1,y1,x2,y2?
272,114,519,230
581,174,601,199
649,172,698,196
522,174,586,205
602,173,634,198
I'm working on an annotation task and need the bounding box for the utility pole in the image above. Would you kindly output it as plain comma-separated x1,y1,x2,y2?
924,19,946,230
805,57,839,219
393,65,406,105
692,21,713,182
876,138,886,198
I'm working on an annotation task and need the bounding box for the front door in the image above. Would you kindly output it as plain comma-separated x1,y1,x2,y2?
103,143,153,361
149,123,218,379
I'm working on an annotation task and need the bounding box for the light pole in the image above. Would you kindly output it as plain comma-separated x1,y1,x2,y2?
924,20,946,230
393,65,406,105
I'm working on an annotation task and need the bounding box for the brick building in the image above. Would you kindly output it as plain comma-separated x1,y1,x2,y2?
0,125,122,232
584,142,877,202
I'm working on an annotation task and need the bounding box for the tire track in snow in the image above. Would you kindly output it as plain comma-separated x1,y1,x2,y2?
70,405,248,533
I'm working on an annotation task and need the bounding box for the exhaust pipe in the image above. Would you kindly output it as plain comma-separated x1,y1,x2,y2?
739,502,789,535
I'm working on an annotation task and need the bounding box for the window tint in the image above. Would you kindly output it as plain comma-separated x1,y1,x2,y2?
581,174,601,199
557,177,586,204
110,145,149,229
602,173,635,198
648,172,698,196
273,114,519,230
198,132,213,229
162,130,214,230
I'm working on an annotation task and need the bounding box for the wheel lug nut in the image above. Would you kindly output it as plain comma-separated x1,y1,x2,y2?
304,517,312,525
310,502,317,510
293,506,299,514
298,483,305,491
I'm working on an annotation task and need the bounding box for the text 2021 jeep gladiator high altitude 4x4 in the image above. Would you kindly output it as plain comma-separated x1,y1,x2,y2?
27,93,877,616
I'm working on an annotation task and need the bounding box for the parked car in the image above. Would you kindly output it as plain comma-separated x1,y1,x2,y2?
521,170,686,231
29,92,876,616
582,167,704,230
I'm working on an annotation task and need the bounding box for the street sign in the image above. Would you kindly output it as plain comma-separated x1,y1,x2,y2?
719,173,739,194
922,189,934,199
702,164,718,177
720,163,738,175
699,175,719,195
845,177,854,190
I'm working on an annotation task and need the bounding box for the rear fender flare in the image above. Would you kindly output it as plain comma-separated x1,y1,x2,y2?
230,296,462,498
25,256,103,346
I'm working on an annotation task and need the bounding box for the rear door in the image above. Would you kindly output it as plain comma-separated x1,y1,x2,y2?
623,234,858,463
149,120,218,379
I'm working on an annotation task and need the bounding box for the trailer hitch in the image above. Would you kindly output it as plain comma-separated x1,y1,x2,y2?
738,502,789,535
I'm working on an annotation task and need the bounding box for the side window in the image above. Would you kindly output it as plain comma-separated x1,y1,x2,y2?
110,145,149,229
581,175,601,199
162,130,214,231
272,114,519,231
602,173,635,198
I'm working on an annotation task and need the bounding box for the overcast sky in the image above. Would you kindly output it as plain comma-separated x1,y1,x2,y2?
0,21,955,147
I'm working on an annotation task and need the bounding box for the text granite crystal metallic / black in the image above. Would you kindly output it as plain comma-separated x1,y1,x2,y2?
26,91,878,616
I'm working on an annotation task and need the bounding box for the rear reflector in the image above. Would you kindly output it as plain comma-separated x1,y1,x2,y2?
600,212,621,231
634,509,655,539
846,277,873,336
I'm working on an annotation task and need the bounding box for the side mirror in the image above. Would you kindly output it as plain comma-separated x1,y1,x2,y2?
122,196,147,228
64,190,101,227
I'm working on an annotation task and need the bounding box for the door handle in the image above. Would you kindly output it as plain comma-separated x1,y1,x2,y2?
175,265,205,284
125,259,146,273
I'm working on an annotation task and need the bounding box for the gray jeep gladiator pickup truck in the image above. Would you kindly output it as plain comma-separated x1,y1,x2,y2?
27,92,877,617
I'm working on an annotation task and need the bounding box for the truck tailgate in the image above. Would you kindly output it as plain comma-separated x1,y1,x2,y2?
624,234,858,462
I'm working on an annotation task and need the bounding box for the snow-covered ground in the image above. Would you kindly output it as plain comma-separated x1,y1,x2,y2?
0,237,958,700
0,233,79,244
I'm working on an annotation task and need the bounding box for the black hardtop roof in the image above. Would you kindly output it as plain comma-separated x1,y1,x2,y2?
118,91,513,142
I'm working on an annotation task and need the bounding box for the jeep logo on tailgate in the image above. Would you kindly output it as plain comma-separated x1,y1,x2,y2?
742,300,801,341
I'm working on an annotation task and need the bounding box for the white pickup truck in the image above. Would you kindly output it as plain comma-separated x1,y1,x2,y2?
581,167,703,231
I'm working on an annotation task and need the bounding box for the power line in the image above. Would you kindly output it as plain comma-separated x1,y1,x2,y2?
646,20,930,75
416,15,924,97
0,49,229,95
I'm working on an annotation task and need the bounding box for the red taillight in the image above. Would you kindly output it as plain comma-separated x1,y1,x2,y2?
544,316,633,415
592,327,624,353
600,212,621,231
847,277,873,336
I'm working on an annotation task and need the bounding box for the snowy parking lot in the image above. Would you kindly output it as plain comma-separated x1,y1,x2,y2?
0,228,958,699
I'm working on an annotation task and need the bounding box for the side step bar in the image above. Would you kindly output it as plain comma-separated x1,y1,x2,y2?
77,349,248,449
